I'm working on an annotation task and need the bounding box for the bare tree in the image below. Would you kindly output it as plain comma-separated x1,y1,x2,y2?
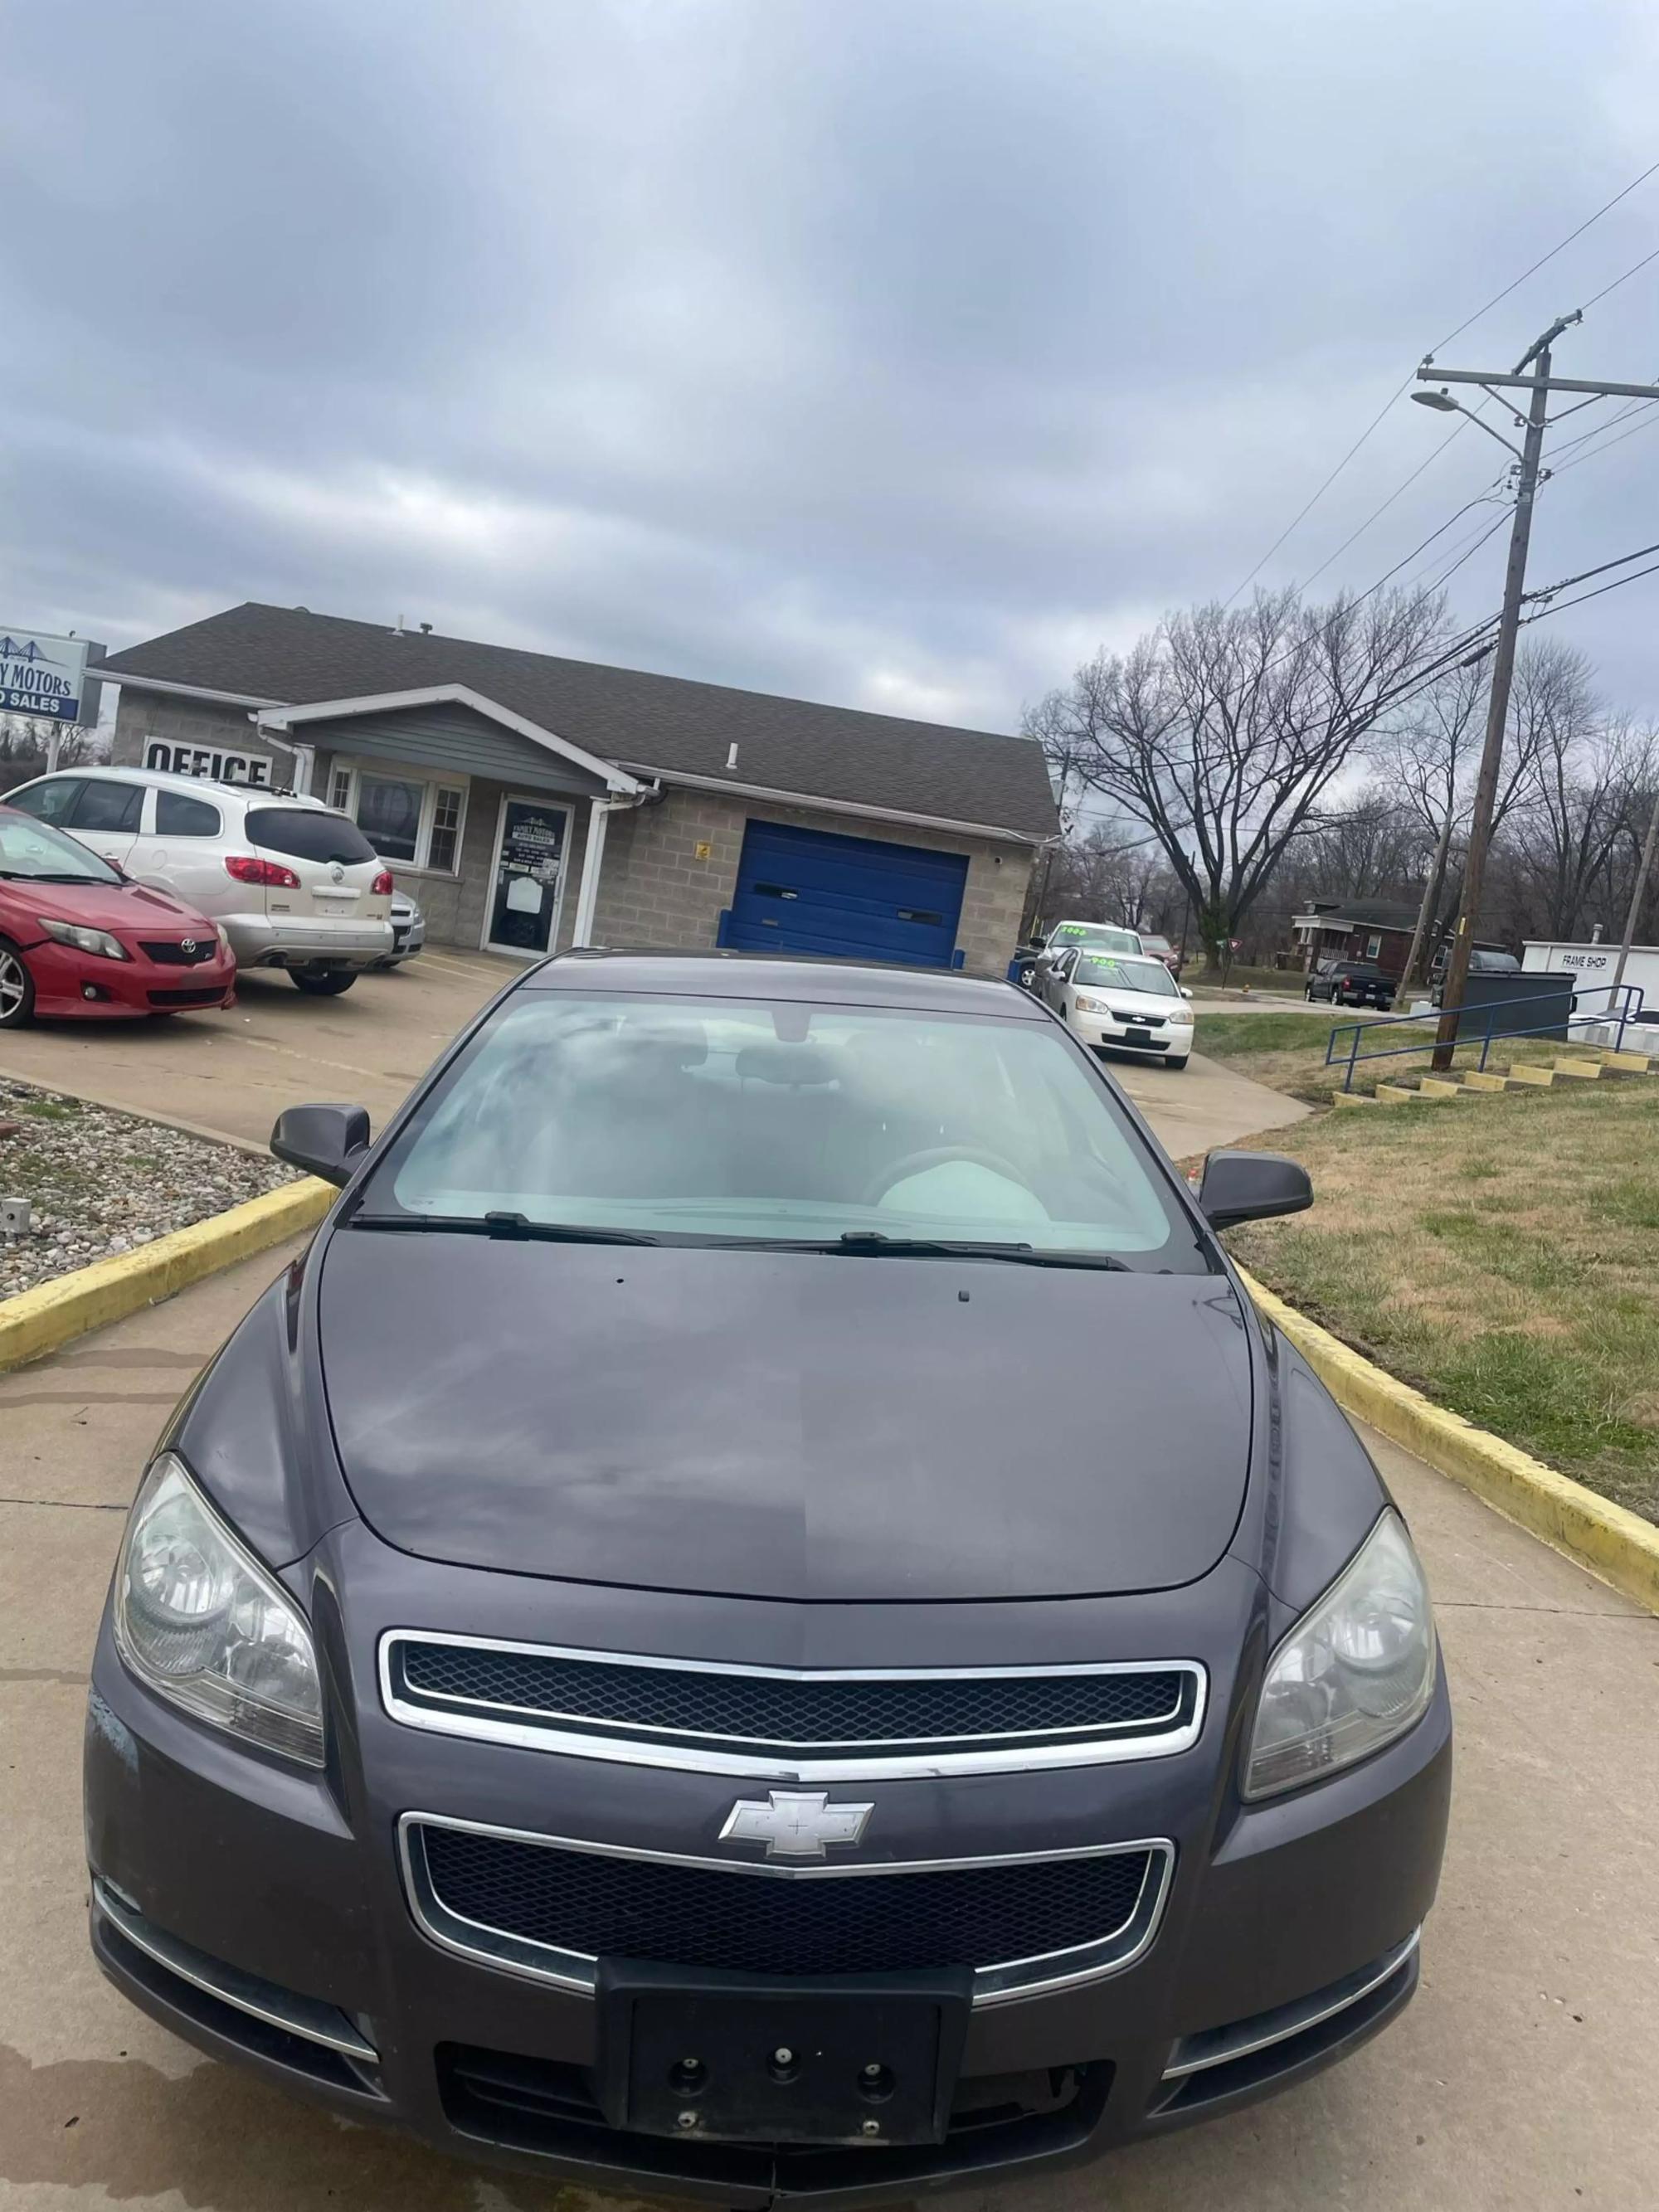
0,715,106,792
1026,587,1446,970
1504,646,1653,941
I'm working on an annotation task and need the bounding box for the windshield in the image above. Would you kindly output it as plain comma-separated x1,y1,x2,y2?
1052,923,1139,953
362,991,1203,1266
1073,955,1180,996
0,809,121,884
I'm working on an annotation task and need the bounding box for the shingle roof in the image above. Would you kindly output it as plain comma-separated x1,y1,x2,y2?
96,603,1058,841
1301,897,1423,932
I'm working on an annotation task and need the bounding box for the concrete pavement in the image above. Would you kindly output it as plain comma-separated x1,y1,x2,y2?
0,949,523,1150
2,1247,1655,2210
0,951,1304,1164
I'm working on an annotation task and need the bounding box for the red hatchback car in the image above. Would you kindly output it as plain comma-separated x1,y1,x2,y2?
0,804,237,1028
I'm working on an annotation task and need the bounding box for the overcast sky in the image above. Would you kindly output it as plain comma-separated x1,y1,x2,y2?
4,0,1657,734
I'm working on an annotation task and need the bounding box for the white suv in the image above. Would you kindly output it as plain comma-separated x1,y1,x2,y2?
5,766,395,994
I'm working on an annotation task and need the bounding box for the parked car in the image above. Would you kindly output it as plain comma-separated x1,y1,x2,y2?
1032,921,1146,1005
1306,960,1395,1009
5,766,395,994
86,951,1449,2203
374,890,426,969
0,804,236,1027
1049,948,1196,1068
1428,946,1521,1009
1136,931,1183,975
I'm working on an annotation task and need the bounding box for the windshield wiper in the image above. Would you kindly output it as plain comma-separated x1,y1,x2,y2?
349,1211,659,1245
825,1230,1131,1270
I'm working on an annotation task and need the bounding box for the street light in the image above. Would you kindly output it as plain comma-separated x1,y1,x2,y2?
1410,386,1526,462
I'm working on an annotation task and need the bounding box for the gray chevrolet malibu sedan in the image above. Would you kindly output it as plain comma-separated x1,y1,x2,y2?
85,951,1451,2206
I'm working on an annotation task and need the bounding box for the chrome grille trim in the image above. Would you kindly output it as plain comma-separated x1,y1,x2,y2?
378,1632,1208,1782
92,1879,379,2062
1160,1930,1421,2078
397,1811,1175,2008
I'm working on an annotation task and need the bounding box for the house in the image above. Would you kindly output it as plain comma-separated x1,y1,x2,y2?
1289,898,1424,978
91,604,1058,974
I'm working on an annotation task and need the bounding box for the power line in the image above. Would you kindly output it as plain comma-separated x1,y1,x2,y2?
1522,535,1659,603
1423,157,1659,356
1219,155,1659,606
1550,396,1659,474
1297,426,1486,589
1521,553,1659,624
1579,239,1659,310
1221,378,1413,606
1418,507,1512,594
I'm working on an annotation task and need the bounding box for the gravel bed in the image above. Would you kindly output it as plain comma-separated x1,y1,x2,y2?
0,1077,299,1299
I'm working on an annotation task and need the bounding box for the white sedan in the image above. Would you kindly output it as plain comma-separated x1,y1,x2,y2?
1048,950,1195,1070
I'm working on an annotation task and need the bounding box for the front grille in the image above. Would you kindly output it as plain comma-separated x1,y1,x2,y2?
1109,1008,1163,1026
383,1637,1203,1778
139,939,217,966
406,1820,1165,1999
147,986,226,1008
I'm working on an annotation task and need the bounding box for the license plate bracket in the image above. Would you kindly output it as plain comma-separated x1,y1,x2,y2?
1125,1026,1152,1045
596,1959,971,2146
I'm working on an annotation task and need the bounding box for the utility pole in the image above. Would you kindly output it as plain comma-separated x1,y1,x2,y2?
1413,319,1659,1068
1611,792,1659,999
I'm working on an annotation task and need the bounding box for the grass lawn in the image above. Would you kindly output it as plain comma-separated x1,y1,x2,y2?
1224,1079,1659,1524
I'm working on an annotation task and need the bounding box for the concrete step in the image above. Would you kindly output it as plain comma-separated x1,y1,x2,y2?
1460,1070,1511,1093
1417,1077,1474,1099
1552,1058,1603,1080
1331,1089,1380,1108
1501,1062,1556,1087
1374,1082,1419,1105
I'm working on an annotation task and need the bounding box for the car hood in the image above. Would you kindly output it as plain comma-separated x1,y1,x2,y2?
19,878,207,932
318,1231,1254,1602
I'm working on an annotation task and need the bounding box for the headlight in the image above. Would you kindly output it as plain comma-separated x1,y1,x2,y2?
112,1454,324,1767
38,916,129,960
1243,1510,1435,1800
1073,992,1112,1014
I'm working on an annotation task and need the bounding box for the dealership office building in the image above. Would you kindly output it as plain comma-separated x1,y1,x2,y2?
93,605,1056,974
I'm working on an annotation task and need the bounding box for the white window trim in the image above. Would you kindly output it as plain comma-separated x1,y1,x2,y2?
327,761,470,878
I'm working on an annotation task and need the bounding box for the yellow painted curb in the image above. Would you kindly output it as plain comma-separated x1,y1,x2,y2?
1236,1266,1659,1616
0,1179,333,1375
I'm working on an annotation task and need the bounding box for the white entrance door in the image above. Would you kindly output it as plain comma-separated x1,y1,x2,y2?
483,795,572,955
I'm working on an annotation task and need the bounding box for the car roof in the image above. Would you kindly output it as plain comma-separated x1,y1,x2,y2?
29,765,327,808
524,949,1048,1017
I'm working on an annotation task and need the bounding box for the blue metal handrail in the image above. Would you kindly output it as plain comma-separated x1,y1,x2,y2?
1325,981,1647,1092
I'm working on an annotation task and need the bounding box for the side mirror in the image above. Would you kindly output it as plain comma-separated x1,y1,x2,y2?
1198,1149,1312,1230
1180,986,1194,1000
271,1102,371,1188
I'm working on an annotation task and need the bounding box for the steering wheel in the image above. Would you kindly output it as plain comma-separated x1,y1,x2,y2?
862,1144,1034,1208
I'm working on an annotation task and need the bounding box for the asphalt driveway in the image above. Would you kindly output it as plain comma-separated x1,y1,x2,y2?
2,1247,1653,2210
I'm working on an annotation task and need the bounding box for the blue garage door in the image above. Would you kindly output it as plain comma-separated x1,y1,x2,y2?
722,819,969,968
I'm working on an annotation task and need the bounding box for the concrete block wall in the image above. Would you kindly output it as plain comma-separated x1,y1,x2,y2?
111,691,300,785
591,788,1034,977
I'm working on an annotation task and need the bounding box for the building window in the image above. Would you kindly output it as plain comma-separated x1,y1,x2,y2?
428,785,464,873
1366,933,1383,959
356,774,426,863
328,764,469,873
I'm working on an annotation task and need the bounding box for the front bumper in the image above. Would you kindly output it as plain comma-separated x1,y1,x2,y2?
1070,1014,1194,1060
26,936,236,1019
85,1534,1451,2208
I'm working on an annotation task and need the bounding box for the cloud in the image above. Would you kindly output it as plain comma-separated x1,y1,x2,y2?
2,0,1658,731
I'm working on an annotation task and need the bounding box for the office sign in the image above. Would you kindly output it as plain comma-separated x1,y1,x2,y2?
143,739,274,788
0,630,90,722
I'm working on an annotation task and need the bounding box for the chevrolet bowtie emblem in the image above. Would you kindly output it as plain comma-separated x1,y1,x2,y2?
719,1790,873,1859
